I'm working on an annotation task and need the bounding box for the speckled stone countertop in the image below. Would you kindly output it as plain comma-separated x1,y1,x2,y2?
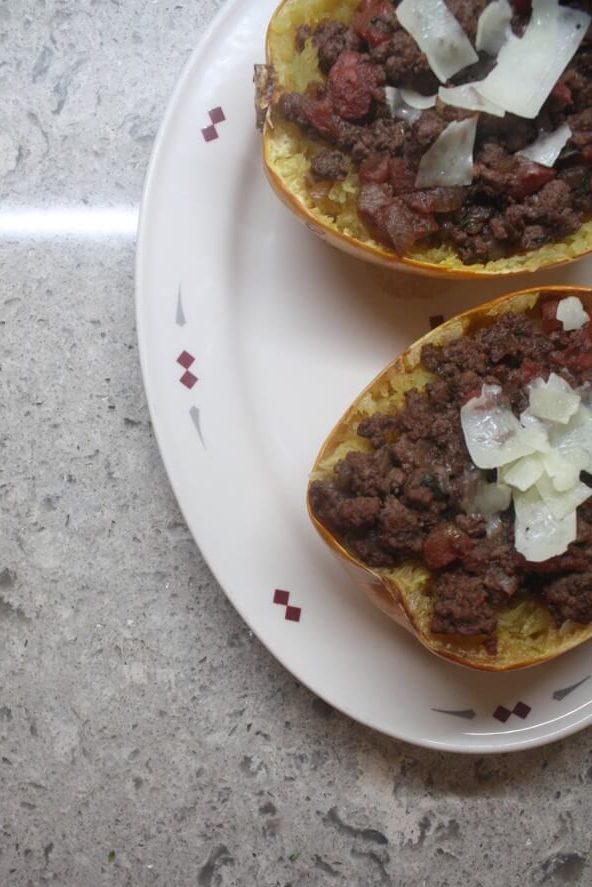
2,2,592,886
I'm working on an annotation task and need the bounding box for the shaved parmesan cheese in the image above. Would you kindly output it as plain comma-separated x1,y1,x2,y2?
550,404,592,471
466,479,512,516
476,0,513,56
396,0,478,84
536,473,592,519
517,123,572,167
416,117,477,188
556,295,590,331
500,454,545,491
438,83,505,117
529,373,581,424
460,384,538,469
514,487,577,561
519,410,552,453
385,86,422,123
400,88,437,109
541,450,581,491
476,0,591,119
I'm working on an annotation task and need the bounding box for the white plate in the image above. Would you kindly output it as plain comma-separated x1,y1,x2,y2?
136,0,592,753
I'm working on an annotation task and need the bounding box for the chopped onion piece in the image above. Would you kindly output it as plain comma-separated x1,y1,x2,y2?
500,454,545,491
517,123,572,167
536,473,592,519
396,0,478,84
476,0,591,119
476,0,513,56
514,487,577,561
438,83,505,117
416,117,477,188
556,295,589,331
529,373,581,424
385,86,422,123
400,88,437,109
460,383,539,469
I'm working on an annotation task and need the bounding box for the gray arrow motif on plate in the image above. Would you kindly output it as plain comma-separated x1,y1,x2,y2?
176,285,186,327
552,675,591,701
431,708,476,720
190,405,205,448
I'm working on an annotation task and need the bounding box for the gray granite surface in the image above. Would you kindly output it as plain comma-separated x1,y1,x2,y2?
2,1,592,885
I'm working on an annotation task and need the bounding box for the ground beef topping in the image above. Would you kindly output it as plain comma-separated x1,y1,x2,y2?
275,0,592,264
309,297,592,644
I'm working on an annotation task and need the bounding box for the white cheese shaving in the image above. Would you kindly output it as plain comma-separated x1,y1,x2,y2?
517,123,572,167
536,473,592,520
476,0,591,119
549,404,592,471
500,454,545,491
396,0,478,84
514,487,577,562
469,480,513,516
528,373,581,424
460,384,540,469
416,117,478,188
476,0,513,56
385,86,422,123
518,410,552,453
399,88,437,109
542,450,581,491
556,295,590,331
438,83,505,117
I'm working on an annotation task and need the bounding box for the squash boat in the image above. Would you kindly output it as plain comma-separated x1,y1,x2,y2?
308,287,592,670
257,0,592,277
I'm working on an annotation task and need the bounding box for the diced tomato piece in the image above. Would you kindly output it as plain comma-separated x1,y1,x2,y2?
327,51,382,121
508,163,555,200
353,0,394,48
359,153,390,184
302,94,338,140
423,525,474,570
388,157,417,195
540,297,562,332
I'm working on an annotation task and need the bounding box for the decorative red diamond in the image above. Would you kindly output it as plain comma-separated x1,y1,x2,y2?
180,370,198,389
177,350,195,369
513,701,531,719
273,589,290,606
201,124,218,143
285,606,301,623
209,107,225,125
430,314,444,330
493,705,511,723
